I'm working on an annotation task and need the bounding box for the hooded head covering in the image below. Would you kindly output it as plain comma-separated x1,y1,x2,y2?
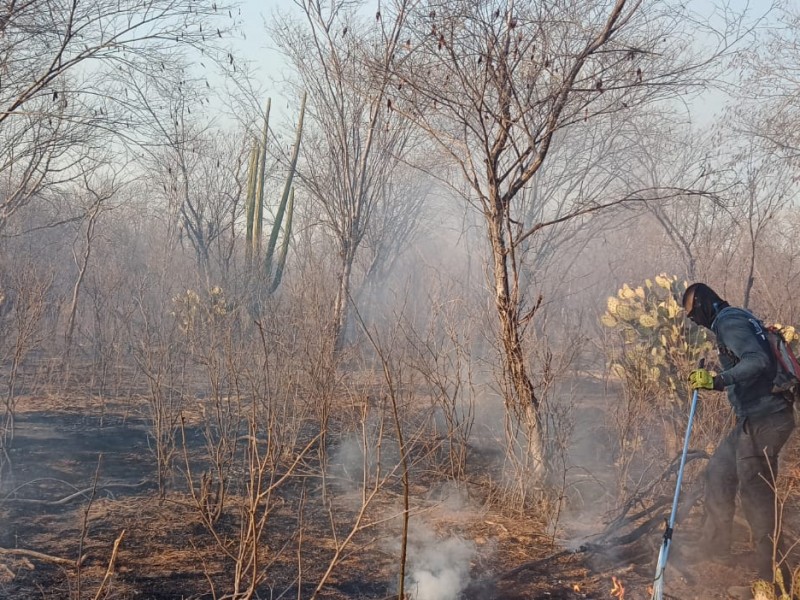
682,282,729,329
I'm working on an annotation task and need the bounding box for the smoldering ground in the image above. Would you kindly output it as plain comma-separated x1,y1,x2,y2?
404,526,477,600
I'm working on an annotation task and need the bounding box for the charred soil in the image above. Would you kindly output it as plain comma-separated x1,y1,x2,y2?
1,389,798,600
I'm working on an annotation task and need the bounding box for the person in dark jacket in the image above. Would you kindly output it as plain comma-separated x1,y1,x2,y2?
683,282,795,585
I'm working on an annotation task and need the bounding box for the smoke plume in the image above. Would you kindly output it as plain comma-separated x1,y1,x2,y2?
405,527,476,600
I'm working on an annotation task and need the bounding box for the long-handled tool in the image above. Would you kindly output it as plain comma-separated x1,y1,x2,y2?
650,358,705,600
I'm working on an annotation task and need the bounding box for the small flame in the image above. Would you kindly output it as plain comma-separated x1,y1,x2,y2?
647,585,654,596
573,583,581,592
610,576,625,600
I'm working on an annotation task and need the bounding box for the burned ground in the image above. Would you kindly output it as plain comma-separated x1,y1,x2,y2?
0,386,797,600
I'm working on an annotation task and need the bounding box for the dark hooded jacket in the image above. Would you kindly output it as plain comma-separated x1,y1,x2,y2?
711,306,789,418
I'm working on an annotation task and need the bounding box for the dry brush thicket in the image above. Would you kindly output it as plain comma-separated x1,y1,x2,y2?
3,0,800,598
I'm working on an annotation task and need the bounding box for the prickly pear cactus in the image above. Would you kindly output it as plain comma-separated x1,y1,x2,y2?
773,323,800,351
602,274,712,406
172,286,232,334
753,578,780,600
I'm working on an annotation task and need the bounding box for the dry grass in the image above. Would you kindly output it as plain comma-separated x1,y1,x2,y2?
1,377,799,600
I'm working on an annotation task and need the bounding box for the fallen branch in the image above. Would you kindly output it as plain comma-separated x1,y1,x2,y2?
5,479,150,506
92,529,125,600
498,547,579,580
0,547,78,567
0,563,15,582
499,450,710,582
602,450,709,536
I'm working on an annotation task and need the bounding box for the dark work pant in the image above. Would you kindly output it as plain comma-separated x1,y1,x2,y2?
702,407,794,580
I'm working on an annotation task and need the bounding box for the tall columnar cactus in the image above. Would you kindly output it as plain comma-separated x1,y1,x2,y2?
264,93,304,293
244,93,306,296
601,274,713,404
244,141,260,269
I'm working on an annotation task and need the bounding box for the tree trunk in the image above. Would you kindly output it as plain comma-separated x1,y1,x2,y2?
487,210,547,478
65,202,102,364
332,245,355,353
743,237,756,310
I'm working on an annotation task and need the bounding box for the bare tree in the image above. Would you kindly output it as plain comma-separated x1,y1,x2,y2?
272,0,417,352
120,61,251,287
158,130,249,287
387,0,734,477
354,164,430,328
0,264,54,483
725,147,796,308
623,121,729,280
0,0,236,233
732,3,800,161
513,112,643,289
63,173,121,364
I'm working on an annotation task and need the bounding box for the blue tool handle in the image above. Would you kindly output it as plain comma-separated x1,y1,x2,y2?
651,357,705,600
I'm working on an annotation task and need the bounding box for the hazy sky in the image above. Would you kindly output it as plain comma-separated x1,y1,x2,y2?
228,0,767,125
235,0,295,90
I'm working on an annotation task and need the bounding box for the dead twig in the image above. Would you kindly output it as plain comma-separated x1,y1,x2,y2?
0,547,79,567
601,450,709,537
5,479,150,506
77,455,104,599
500,450,711,582
0,562,15,582
92,529,125,600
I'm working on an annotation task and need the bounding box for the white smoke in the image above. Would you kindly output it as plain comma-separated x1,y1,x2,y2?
405,529,476,600
328,425,400,496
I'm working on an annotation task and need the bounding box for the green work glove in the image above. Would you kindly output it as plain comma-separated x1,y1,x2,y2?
688,368,724,391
